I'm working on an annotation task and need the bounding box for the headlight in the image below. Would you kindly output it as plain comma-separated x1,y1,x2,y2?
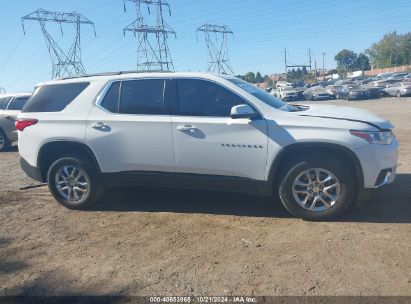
350,130,394,145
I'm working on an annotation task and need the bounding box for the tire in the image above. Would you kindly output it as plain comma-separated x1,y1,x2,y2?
278,156,356,221
0,128,11,152
396,91,402,98
47,155,104,210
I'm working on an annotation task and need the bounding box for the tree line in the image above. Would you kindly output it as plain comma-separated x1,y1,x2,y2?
335,31,411,77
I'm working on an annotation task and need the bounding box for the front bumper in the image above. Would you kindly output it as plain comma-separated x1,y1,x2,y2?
353,138,398,189
20,157,43,182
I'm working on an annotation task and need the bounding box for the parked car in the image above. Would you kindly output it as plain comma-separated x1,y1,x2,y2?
383,82,411,97
303,86,331,100
386,73,409,81
0,92,31,151
276,81,294,88
363,86,381,99
325,85,343,99
17,72,398,220
337,85,369,100
275,86,298,101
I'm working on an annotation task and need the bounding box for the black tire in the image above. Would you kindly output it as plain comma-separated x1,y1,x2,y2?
396,91,401,98
278,156,356,221
47,155,104,210
0,128,11,152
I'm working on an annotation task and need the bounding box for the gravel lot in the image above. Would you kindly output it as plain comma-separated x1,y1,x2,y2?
0,97,410,297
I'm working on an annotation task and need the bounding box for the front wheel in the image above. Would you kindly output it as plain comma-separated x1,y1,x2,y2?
279,157,356,220
47,156,104,210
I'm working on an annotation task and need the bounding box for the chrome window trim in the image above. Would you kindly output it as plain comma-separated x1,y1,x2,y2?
93,76,265,119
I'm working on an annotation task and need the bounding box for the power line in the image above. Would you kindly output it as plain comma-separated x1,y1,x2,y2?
123,0,176,72
22,9,96,78
197,24,234,75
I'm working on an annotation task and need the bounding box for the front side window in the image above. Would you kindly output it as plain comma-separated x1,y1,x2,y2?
177,79,246,117
8,97,30,110
227,78,292,111
0,97,12,110
23,82,89,113
119,79,164,115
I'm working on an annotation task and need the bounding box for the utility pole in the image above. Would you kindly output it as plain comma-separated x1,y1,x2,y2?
22,9,96,78
322,52,326,81
283,47,288,75
123,0,176,72
197,24,234,75
314,59,317,78
308,48,312,72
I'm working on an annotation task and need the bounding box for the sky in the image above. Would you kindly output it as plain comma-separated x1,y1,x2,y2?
0,0,410,92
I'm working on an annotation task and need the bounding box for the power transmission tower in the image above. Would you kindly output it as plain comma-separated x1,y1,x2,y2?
123,0,176,72
22,9,96,78
197,24,234,75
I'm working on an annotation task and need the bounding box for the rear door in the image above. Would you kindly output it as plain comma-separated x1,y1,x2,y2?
170,78,268,183
86,78,175,178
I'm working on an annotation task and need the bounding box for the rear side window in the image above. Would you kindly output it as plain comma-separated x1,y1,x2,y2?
0,97,12,110
119,79,164,115
8,97,30,110
23,82,89,113
177,79,245,117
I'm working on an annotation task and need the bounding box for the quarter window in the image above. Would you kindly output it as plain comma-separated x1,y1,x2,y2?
23,82,89,113
177,79,245,117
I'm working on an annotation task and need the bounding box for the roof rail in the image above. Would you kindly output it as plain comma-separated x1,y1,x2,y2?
55,70,173,81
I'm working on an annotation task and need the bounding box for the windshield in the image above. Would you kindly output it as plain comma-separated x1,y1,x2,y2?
228,78,293,111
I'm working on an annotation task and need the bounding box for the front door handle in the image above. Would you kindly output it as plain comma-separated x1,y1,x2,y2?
91,122,109,129
176,125,197,132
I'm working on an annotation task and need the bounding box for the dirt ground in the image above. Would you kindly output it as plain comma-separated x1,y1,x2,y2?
0,97,410,297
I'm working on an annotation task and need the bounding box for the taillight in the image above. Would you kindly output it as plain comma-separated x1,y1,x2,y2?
15,119,38,131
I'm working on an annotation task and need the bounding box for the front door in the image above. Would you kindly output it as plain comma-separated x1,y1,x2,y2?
171,79,268,182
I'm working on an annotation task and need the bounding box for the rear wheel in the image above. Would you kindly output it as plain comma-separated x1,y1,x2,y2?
47,156,104,210
278,156,356,220
0,129,11,152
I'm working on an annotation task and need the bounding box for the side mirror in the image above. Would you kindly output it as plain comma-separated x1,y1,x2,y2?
230,104,258,120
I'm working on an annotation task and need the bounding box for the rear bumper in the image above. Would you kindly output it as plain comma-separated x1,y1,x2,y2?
20,157,43,182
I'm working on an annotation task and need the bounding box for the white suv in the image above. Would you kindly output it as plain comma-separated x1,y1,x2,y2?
17,72,398,220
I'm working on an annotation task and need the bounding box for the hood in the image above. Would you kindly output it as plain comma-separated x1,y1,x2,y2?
297,104,394,130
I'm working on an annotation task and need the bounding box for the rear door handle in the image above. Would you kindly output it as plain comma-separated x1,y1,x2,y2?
91,122,109,129
176,125,197,131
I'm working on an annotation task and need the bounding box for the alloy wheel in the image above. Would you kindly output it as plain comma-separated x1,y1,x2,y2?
54,165,89,202
292,168,341,212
